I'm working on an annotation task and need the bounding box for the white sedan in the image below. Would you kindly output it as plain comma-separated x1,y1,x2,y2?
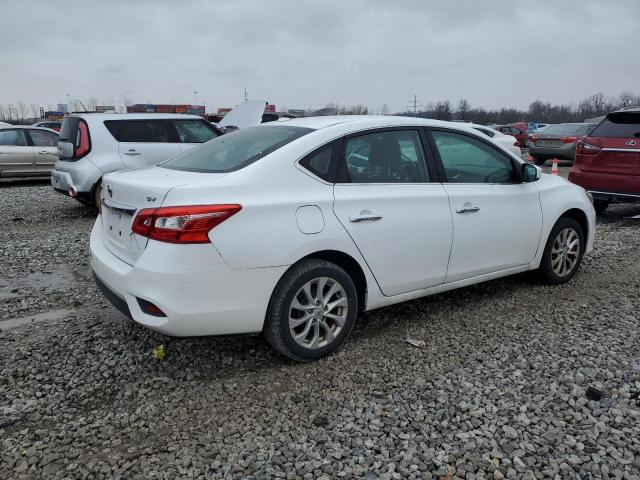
90,116,596,361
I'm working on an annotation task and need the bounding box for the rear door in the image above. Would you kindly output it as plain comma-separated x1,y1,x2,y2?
332,128,453,296
105,120,181,169
0,129,34,175
28,129,59,174
427,128,542,282
580,112,640,177
171,119,220,153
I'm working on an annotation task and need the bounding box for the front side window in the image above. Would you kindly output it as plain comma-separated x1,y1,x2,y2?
29,129,58,146
0,129,27,146
162,125,312,173
105,120,172,143
431,130,516,184
341,130,429,183
173,120,219,143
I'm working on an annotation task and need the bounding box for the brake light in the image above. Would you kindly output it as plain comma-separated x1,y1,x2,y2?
132,204,242,244
560,136,577,143
575,140,601,155
75,120,91,158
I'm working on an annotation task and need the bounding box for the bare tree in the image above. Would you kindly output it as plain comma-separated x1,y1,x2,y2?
17,102,27,122
380,104,389,115
457,99,471,120
31,103,41,120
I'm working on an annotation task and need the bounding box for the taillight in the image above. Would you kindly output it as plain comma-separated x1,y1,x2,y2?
560,136,577,143
132,204,242,244
575,140,601,155
75,120,91,158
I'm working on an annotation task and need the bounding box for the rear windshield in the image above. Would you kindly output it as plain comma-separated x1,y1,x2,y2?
161,125,313,173
541,124,594,136
590,112,640,138
59,117,81,147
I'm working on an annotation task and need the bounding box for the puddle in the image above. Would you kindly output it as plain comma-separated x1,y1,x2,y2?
0,308,75,330
0,265,92,293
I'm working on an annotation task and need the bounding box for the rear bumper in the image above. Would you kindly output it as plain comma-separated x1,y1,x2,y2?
89,220,287,337
51,159,102,201
568,169,640,201
529,143,576,160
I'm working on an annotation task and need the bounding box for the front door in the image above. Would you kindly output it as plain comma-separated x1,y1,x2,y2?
428,128,542,283
0,129,34,175
332,128,453,296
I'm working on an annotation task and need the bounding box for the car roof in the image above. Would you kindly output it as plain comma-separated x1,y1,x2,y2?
278,115,473,130
0,125,59,133
68,113,205,120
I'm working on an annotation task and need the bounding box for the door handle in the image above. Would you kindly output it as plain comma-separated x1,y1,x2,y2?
349,211,383,223
456,204,480,214
38,151,49,155
123,149,141,156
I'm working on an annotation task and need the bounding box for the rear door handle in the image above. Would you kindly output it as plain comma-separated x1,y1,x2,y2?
349,211,383,223
123,149,141,156
456,204,480,214
38,151,49,155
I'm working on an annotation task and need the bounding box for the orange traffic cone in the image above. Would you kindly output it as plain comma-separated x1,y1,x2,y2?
551,158,559,175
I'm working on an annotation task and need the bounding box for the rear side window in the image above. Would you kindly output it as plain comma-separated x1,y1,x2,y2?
299,140,340,182
0,129,27,146
29,129,58,146
591,113,640,138
172,120,219,143
162,125,312,173
104,120,172,143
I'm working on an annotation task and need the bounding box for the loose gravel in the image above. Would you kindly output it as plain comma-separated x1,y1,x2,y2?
1,178,640,479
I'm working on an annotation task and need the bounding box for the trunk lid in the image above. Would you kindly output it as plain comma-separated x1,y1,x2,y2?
578,136,640,175
217,100,266,129
100,167,226,264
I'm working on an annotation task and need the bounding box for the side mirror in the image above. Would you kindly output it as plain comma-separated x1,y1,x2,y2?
57,141,74,160
522,163,541,182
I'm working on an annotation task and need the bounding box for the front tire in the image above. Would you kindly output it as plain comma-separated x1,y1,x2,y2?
263,259,358,362
539,217,585,284
533,156,546,166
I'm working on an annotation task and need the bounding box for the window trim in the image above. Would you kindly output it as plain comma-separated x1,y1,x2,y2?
424,127,523,185
335,126,441,185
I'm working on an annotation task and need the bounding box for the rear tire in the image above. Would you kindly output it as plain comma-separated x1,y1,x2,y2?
533,157,546,166
93,182,102,212
539,217,585,285
593,199,609,215
263,259,358,362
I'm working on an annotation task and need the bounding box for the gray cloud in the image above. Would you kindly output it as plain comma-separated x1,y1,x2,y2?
0,0,638,113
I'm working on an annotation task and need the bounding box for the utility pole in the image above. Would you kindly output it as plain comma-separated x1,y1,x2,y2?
193,91,198,105
243,87,248,102
407,94,423,117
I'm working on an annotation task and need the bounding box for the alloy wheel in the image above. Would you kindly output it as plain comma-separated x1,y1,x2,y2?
551,227,581,277
288,277,348,349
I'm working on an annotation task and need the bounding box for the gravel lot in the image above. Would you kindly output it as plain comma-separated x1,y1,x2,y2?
1,171,640,479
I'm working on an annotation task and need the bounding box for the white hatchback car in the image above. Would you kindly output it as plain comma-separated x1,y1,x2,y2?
469,123,522,158
90,116,595,361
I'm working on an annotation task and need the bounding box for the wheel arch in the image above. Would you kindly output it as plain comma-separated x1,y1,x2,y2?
559,208,589,239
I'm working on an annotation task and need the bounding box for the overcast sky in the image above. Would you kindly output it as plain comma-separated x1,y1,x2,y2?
1,0,638,113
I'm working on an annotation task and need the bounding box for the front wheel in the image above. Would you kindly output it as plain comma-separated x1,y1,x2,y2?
539,217,585,284
263,259,358,362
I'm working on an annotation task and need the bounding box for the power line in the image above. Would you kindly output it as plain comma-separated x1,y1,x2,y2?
406,94,423,116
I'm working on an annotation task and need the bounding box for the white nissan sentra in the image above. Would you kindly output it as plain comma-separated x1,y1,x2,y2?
90,116,595,361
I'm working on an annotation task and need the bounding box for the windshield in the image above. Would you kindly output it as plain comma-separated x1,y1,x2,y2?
542,124,593,136
161,125,313,173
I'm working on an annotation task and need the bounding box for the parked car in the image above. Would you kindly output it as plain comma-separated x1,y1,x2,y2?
470,123,522,157
53,102,267,207
568,109,640,214
90,116,595,361
32,120,62,132
528,123,595,165
0,126,59,177
495,123,530,148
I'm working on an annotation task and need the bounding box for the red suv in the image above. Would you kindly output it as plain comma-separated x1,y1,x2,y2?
568,109,640,214
495,122,530,147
